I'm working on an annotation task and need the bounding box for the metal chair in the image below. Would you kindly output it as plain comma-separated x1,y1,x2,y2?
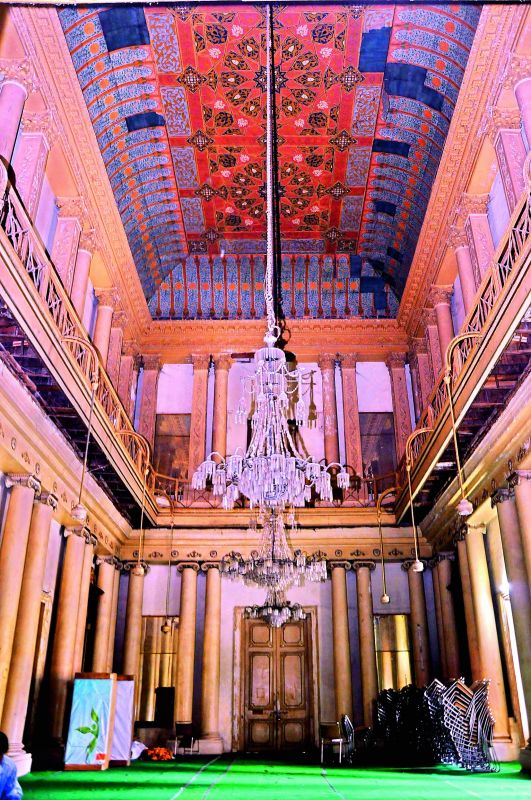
340,714,355,763
319,721,346,764
174,723,199,756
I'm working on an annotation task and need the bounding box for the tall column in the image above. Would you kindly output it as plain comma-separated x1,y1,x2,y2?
12,112,52,217
123,563,148,685
435,554,461,680
465,525,511,744
92,557,116,672
106,312,126,389
493,487,531,733
188,355,210,478
0,79,28,163
386,354,412,462
339,355,363,477
494,127,526,212
51,198,83,292
49,527,87,739
465,212,494,284
330,563,353,720
70,230,95,318
1,492,56,774
454,243,477,314
353,562,378,726
200,564,222,750
514,78,531,149
138,355,162,450
72,531,96,674
422,309,443,379
429,287,454,365
455,535,482,681
117,342,139,419
93,289,117,366
0,475,39,718
212,355,231,459
409,339,433,413
429,558,447,677
175,564,198,723
318,354,340,465
511,470,531,583
402,561,430,686
106,560,121,672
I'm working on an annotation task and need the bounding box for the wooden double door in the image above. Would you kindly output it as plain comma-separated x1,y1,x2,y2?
243,616,313,753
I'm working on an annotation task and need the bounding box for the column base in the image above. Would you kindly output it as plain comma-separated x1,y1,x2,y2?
198,736,223,754
493,734,520,762
8,743,32,777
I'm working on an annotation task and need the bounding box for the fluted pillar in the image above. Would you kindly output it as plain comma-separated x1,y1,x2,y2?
212,355,231,459
188,355,210,478
106,312,126,388
455,244,477,314
494,128,526,212
92,557,116,672
137,355,162,450
49,527,87,739
200,565,222,749
118,342,139,419
175,564,199,723
123,563,148,685
493,488,531,733
455,535,481,681
72,531,96,674
429,287,454,364
465,212,494,283
514,78,531,149
70,231,95,318
318,354,340,465
409,339,433,414
402,561,430,686
422,309,443,379
0,475,39,718
386,354,412,462
0,80,27,163
512,470,531,583
51,197,83,292
93,289,116,366
465,525,511,742
435,554,461,680
1,492,56,774
12,113,52,217
330,563,353,720
339,355,363,477
353,562,378,726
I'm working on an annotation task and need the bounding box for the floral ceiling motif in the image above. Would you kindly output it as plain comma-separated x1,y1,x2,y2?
59,3,480,320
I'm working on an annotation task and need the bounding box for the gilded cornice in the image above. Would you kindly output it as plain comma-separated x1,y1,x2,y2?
398,5,525,335
12,7,151,340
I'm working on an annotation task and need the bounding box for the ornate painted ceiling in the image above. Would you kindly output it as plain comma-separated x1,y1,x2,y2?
59,3,480,321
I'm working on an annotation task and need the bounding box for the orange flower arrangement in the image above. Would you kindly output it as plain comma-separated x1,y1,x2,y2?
146,746,173,762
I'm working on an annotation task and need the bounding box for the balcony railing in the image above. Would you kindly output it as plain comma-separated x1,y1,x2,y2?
396,186,531,508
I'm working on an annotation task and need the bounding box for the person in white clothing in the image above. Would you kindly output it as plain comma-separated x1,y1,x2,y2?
0,733,22,800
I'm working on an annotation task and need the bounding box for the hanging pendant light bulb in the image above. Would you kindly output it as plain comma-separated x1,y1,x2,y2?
405,428,433,573
376,485,397,604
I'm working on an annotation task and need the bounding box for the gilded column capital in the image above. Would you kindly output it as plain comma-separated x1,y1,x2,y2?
0,58,37,94
489,106,522,135
420,308,437,329
490,487,514,507
39,491,59,511
351,560,376,572
401,559,428,572
429,285,453,307
112,310,128,330
78,229,97,253
94,287,119,309
457,192,490,219
56,196,85,220
201,562,221,572
142,354,163,372
213,354,232,371
20,111,56,143
64,524,91,540
329,560,352,571
385,353,406,370
447,225,468,249
122,340,139,358
318,353,336,371
508,469,531,487
435,551,456,563
409,337,428,358
5,473,41,494
96,554,121,569
190,353,211,371
123,560,150,576
338,353,358,369
176,562,200,573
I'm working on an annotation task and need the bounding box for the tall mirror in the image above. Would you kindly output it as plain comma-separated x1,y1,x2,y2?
374,614,412,691
137,615,179,722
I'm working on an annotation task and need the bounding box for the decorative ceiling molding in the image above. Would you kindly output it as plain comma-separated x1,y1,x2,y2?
12,6,152,338
397,4,525,335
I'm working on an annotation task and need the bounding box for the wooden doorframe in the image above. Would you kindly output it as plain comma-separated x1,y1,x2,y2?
232,606,320,752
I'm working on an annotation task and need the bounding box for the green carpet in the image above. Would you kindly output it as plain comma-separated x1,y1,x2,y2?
20,757,530,800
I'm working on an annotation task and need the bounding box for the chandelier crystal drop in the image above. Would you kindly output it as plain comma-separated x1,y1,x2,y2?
220,510,327,590
245,588,306,629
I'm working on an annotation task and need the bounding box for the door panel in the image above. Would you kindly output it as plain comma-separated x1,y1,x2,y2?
243,616,312,753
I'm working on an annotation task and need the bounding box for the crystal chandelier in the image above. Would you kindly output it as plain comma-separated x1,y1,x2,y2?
221,510,327,590
192,5,349,517
245,588,306,629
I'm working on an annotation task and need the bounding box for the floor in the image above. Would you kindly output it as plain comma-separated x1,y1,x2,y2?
20,757,530,800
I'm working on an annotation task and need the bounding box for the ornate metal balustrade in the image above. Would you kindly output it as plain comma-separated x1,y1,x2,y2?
396,186,531,510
